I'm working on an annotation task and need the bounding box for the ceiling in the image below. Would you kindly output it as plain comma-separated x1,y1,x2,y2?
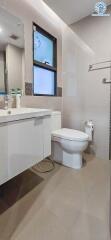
43,0,111,24
0,7,24,51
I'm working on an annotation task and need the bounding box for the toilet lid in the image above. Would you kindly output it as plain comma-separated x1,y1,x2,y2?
52,128,89,141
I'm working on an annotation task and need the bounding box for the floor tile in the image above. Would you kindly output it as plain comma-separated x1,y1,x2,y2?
0,155,110,240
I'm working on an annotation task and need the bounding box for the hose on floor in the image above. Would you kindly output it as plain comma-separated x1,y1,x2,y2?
32,157,55,173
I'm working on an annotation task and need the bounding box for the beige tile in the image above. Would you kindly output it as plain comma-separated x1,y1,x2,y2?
11,207,69,240
0,156,110,240
69,212,110,240
45,158,110,220
46,195,81,230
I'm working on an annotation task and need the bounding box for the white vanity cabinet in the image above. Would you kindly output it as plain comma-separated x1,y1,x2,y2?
8,117,44,179
0,109,51,185
0,124,8,185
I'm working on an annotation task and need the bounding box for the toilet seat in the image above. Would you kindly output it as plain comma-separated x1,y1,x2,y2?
52,128,89,142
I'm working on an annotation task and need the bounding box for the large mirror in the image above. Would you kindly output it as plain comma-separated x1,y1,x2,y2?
0,7,24,94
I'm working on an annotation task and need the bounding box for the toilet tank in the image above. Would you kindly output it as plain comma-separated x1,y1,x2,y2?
51,111,61,132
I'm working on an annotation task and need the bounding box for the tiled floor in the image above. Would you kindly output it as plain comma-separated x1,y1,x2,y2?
0,154,110,240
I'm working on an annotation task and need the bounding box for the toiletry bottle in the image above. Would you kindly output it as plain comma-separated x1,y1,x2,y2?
16,94,21,108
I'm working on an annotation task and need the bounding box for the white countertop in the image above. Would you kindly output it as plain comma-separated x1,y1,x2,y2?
0,108,52,124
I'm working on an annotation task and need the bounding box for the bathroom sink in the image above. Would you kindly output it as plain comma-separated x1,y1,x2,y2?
0,108,52,123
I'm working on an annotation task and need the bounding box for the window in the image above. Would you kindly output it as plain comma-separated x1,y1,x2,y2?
33,23,57,96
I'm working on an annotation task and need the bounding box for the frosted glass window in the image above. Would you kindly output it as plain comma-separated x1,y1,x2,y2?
33,24,57,96
34,66,55,95
34,31,53,66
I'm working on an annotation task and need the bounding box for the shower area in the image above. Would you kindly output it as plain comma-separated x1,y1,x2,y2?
62,14,111,161
88,60,111,160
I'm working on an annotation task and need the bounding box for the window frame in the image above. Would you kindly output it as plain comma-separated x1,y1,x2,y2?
33,23,57,96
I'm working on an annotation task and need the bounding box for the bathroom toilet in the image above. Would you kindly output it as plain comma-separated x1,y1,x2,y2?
51,111,89,169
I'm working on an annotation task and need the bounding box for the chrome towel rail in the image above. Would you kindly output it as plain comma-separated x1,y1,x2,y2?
89,60,111,72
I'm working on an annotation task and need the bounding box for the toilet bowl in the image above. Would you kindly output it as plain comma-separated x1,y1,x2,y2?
51,112,89,170
52,128,89,169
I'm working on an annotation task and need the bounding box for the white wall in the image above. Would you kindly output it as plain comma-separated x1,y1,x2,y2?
62,15,111,160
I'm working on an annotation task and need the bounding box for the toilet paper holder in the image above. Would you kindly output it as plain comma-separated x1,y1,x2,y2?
84,120,94,141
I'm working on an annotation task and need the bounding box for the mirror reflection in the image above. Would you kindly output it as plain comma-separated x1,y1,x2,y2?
0,7,24,94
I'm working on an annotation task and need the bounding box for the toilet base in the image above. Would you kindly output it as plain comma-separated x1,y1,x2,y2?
51,141,83,170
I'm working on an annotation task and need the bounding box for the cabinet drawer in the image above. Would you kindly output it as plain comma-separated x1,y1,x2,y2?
8,118,43,179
